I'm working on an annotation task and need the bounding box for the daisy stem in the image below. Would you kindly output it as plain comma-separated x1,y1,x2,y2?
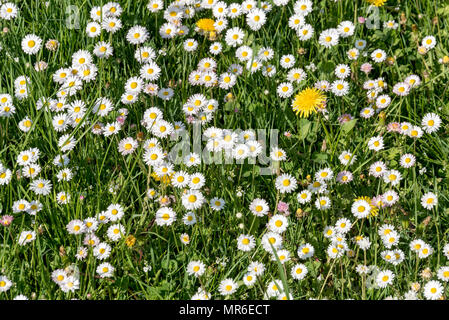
362,251,367,300
340,260,344,299
171,224,180,253
415,254,419,281
318,113,332,152
198,275,206,294
318,258,337,299
272,191,280,216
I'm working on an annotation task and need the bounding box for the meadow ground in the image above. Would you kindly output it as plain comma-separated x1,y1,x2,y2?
0,0,449,300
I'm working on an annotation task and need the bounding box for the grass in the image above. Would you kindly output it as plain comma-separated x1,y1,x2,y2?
0,0,449,300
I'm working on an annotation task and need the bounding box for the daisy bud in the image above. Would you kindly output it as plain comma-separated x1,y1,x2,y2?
421,267,432,279
136,132,144,142
321,139,326,152
418,46,427,55
400,13,407,24
411,282,421,292
45,39,59,51
386,57,395,65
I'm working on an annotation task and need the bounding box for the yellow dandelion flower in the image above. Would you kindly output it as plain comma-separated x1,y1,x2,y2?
196,18,215,33
151,171,173,185
291,87,326,118
367,0,387,7
151,171,161,182
125,235,136,247
354,196,379,217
